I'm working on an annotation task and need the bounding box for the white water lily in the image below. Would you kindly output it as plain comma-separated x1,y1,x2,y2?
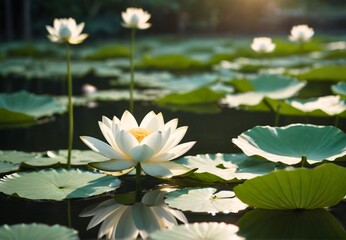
80,110,196,178
150,222,244,240
80,190,187,239
121,8,151,29
289,24,314,42
251,37,275,53
46,18,88,44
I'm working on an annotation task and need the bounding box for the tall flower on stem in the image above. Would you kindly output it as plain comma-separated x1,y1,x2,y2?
46,18,88,169
80,110,195,194
121,8,151,113
289,24,314,51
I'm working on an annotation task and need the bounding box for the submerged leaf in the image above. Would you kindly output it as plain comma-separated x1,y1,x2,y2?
234,163,346,209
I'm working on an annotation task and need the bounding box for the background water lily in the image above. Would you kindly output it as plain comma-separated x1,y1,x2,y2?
289,24,314,43
80,110,196,178
121,8,151,30
46,18,88,44
46,18,88,168
80,190,187,239
251,37,275,53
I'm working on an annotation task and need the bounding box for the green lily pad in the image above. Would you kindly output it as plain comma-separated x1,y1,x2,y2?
176,153,276,182
295,65,346,82
0,223,78,240
237,209,346,239
0,150,42,173
232,124,346,165
165,187,248,214
0,91,66,126
0,168,120,200
332,81,346,97
286,95,346,116
157,87,224,105
234,163,346,209
24,150,109,167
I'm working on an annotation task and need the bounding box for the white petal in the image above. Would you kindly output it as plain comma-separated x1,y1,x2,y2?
98,121,122,154
141,162,173,178
116,130,138,156
157,141,196,161
120,110,138,129
102,116,113,128
137,23,151,30
80,136,124,159
130,144,154,163
160,126,188,153
91,159,135,171
141,131,163,154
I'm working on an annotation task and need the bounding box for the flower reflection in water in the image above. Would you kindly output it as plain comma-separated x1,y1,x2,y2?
80,189,187,239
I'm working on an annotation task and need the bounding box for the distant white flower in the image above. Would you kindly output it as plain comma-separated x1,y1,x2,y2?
80,190,187,239
289,24,314,42
80,110,196,178
150,222,244,240
251,37,276,53
82,84,97,95
121,8,151,30
46,18,88,44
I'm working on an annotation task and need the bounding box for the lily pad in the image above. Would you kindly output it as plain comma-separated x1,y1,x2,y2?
286,95,346,116
232,124,346,165
150,222,243,240
165,187,248,214
0,150,42,173
332,81,346,97
176,153,276,182
0,91,66,126
0,161,20,174
237,209,346,240
295,65,346,82
0,168,120,200
0,223,78,240
233,163,346,209
157,87,224,105
24,150,109,167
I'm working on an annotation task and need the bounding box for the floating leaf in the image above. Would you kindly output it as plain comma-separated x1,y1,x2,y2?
0,150,41,173
157,87,224,105
0,161,20,174
232,124,346,165
234,163,346,209
176,153,276,182
332,81,346,97
165,187,248,214
150,222,243,240
0,91,66,127
295,65,346,82
0,168,120,200
0,223,78,240
237,209,346,239
24,150,109,167
286,95,346,116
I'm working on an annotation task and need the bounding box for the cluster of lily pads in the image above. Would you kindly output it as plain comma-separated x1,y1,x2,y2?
1,7,346,240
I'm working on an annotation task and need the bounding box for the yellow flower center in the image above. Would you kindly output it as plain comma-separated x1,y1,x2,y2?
129,128,153,143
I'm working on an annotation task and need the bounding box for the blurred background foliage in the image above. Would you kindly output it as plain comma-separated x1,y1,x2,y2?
1,0,346,42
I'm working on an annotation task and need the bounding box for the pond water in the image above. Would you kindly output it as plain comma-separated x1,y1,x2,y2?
1,98,346,239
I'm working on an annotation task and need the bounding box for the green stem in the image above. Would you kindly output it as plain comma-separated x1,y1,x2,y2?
301,155,307,167
67,200,72,228
129,28,136,113
274,101,281,126
263,99,278,126
66,43,73,169
334,116,339,127
135,163,141,202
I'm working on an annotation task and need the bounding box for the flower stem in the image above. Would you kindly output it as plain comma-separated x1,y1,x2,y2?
135,163,141,202
66,43,73,169
129,28,136,113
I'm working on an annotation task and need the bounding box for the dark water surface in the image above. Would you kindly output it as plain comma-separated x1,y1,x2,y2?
1,100,346,239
